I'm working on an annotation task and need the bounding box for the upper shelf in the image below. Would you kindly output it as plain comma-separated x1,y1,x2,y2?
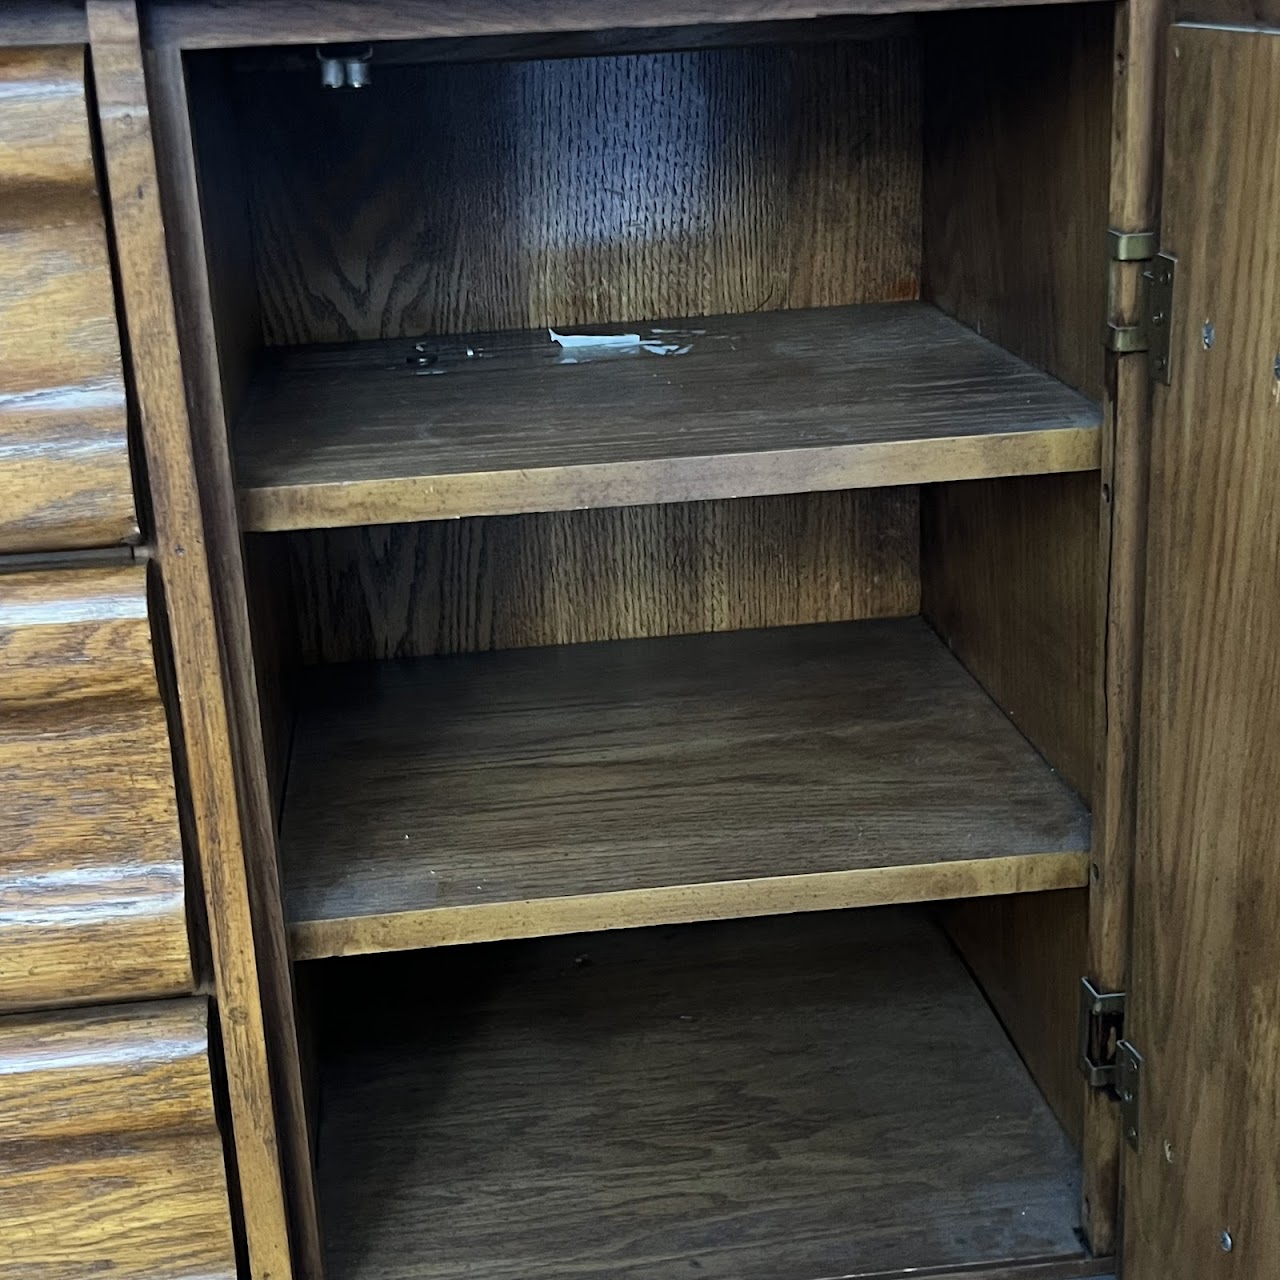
281,616,1090,960
234,302,1101,532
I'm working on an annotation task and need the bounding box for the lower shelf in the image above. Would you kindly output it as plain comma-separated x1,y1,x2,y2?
281,616,1091,959
312,908,1095,1280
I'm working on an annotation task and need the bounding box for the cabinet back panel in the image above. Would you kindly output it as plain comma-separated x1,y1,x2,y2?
276,489,919,664
232,37,921,344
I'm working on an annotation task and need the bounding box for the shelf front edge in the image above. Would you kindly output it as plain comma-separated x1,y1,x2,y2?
239,425,1101,533
288,850,1091,961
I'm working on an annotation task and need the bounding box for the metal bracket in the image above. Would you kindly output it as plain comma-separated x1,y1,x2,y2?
1118,1040,1143,1150
1144,252,1176,384
1103,245,1177,386
1079,978,1126,1089
1107,228,1159,262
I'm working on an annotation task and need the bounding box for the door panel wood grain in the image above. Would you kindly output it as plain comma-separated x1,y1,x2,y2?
0,45,138,553
0,564,193,1010
1125,22,1280,1279
0,998,237,1280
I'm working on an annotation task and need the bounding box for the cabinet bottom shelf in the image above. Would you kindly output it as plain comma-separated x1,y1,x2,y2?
312,908,1102,1280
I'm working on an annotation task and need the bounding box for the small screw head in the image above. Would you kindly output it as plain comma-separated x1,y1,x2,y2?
1203,322,1215,349
1221,1230,1233,1252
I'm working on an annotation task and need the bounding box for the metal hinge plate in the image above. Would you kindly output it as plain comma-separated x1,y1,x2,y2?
1118,1039,1143,1151
1078,977,1126,1088
1102,230,1176,385
1145,252,1176,384
1107,228,1159,262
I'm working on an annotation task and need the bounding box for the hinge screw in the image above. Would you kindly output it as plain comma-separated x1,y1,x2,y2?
1221,1230,1233,1252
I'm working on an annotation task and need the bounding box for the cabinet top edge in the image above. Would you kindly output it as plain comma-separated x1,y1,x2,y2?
141,0,1115,52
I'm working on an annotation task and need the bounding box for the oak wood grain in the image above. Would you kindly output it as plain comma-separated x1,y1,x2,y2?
235,304,1100,532
0,45,138,553
236,40,920,344
942,889,1090,1146
312,909,1086,1279
276,490,919,664
0,4,88,46
1125,23,1280,1280
923,472,1098,1174
922,472,1099,801
1081,0,1165,1252
0,998,235,1280
280,617,1089,959
87,7,315,1276
148,0,1116,51
921,3,1112,401
0,998,214,1143
0,565,194,1011
919,8,1115,1237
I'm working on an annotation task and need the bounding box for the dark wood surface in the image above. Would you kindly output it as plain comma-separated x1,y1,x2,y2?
0,565,193,1012
942,889,1089,1146
275,489,919,664
922,472,1099,802
234,39,919,345
0,44,138,553
1082,0,1164,1252
148,0,1115,51
312,909,1085,1279
227,16,912,70
0,998,235,1280
281,617,1089,958
87,7,318,1276
921,4,1112,401
1126,23,1280,1280
235,304,1100,531
916,7,1111,1198
0,3,88,45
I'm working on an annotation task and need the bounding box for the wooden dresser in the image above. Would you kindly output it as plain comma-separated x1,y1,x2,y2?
0,26,236,1280
1,2,1276,1279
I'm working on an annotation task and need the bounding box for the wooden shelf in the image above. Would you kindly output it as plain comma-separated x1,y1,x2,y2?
313,909,1098,1280
281,617,1090,960
235,303,1100,532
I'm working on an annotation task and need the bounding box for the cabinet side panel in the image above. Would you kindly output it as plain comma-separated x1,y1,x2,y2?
921,473,1098,801
919,2,1110,1165
920,3,1111,400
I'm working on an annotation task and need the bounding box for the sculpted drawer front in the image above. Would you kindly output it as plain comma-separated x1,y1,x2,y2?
0,998,237,1280
0,564,194,1011
0,45,138,554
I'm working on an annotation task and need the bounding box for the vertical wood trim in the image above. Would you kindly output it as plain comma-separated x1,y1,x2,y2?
85,5,318,1278
1084,0,1164,1254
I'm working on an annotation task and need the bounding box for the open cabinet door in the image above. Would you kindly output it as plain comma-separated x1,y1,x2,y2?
1125,20,1280,1280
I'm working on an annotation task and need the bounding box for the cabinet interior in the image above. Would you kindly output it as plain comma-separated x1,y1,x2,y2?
185,5,1114,1276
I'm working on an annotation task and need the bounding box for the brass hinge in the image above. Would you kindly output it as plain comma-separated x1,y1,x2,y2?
1102,228,1176,385
1078,977,1126,1087
1079,978,1144,1151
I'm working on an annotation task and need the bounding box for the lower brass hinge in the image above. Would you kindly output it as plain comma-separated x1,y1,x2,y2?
1102,228,1176,385
1078,978,1144,1151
